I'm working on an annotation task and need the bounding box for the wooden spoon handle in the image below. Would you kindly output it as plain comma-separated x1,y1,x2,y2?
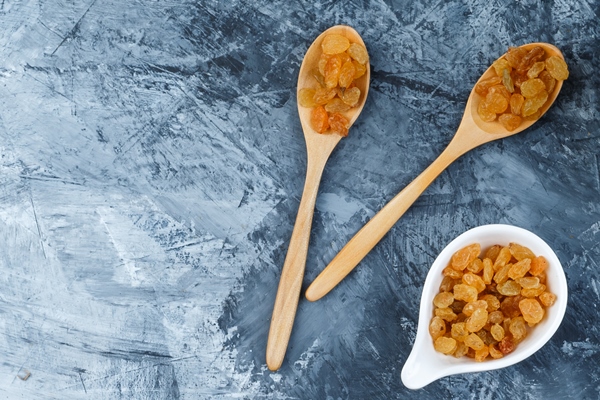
305,135,472,301
266,151,329,371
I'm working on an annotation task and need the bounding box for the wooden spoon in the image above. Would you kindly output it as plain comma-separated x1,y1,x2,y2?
305,43,565,302
266,25,370,371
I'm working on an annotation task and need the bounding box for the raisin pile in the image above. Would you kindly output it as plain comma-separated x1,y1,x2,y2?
429,242,557,361
476,45,569,131
298,34,369,137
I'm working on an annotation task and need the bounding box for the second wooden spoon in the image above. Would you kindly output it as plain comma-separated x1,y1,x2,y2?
305,43,566,302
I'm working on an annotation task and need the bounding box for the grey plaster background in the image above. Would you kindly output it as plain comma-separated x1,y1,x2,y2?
1,0,599,399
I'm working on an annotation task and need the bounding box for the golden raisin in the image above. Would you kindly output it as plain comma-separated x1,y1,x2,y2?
324,55,342,89
313,87,337,105
509,93,525,116
505,46,528,68
433,292,455,308
328,113,349,137
347,43,369,64
311,106,329,133
451,322,469,342
340,86,360,106
538,70,556,93
485,91,509,114
475,76,502,97
451,243,481,271
453,284,478,303
324,98,351,113
477,101,497,122
466,308,488,332
509,242,536,261
522,90,548,117
465,333,485,350
545,55,569,80
539,291,557,307
520,78,546,98
519,298,545,324
298,88,318,108
434,337,458,354
321,34,350,55
508,258,532,280
529,255,548,276
338,61,356,88
527,61,546,79
498,113,522,131
429,316,446,340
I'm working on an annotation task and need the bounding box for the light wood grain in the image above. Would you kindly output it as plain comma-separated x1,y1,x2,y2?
266,25,370,371
305,43,565,302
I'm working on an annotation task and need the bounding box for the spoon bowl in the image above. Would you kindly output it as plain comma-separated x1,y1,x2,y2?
306,43,565,302
266,25,370,371
401,224,568,389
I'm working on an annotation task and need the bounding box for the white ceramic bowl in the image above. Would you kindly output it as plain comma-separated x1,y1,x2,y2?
401,224,568,389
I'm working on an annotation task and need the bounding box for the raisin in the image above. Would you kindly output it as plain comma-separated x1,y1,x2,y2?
509,93,525,116
493,263,511,284
505,47,528,68
482,258,494,284
489,344,504,359
443,265,464,279
539,291,557,307
341,86,361,107
313,87,337,105
529,255,548,276
502,68,515,93
475,76,502,97
516,276,540,289
451,322,469,342
490,324,505,341
488,96,507,119
462,300,488,316
321,34,350,55
492,58,512,76
352,61,366,79
477,101,497,122
454,341,469,358
451,243,481,271
328,113,349,136
347,43,369,64
465,333,485,350
489,84,511,101
493,247,512,271
527,61,546,79
485,245,502,262
338,61,356,88
497,279,522,296
508,258,532,279
538,70,556,93
487,310,504,325
474,346,489,362
520,78,546,98
324,98,351,113
545,55,569,80
324,55,342,89
509,316,527,341
509,242,536,261
480,294,501,311
429,316,446,340
521,284,546,298
433,292,455,308
311,106,329,133
467,258,484,274
501,294,524,318
298,88,318,108
519,298,545,324
454,284,478,303
517,46,545,73
522,90,548,117
434,337,458,354
498,113,522,131
439,276,456,292
463,273,486,293
466,308,488,332
498,336,515,355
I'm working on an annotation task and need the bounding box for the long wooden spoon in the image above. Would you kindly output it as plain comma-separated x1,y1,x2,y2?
305,43,565,302
266,25,370,371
